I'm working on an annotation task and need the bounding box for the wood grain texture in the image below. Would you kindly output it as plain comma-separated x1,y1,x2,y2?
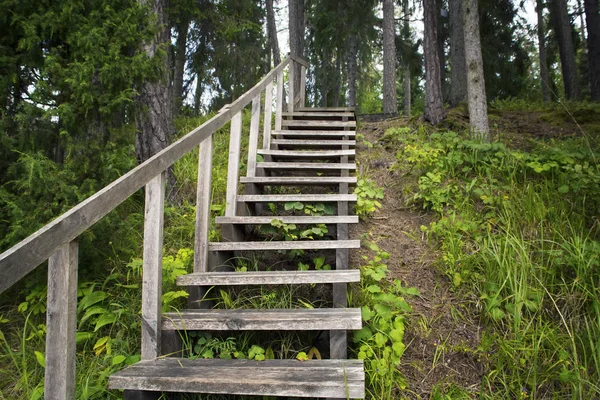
282,112,354,117
216,215,358,225
225,112,242,217
161,308,362,331
282,120,356,128
0,59,293,295
109,358,365,399
296,107,355,112
271,139,356,147
177,270,360,286
194,136,213,274
256,162,356,171
45,240,78,400
263,81,274,150
273,130,356,137
288,62,295,113
257,149,354,158
275,70,284,132
237,194,357,202
207,239,360,251
141,173,165,360
246,95,261,178
299,64,306,107
239,176,357,186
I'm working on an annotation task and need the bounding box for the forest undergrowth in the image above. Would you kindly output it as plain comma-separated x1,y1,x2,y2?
1,100,600,399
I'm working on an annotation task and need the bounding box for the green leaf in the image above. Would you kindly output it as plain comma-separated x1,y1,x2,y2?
296,352,309,361
34,351,45,368
558,185,569,194
76,332,93,343
112,355,126,365
361,306,375,321
94,313,116,332
453,272,462,287
366,284,382,293
353,327,373,343
373,303,393,319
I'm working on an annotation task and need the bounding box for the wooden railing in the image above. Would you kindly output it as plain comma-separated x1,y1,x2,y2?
0,56,308,399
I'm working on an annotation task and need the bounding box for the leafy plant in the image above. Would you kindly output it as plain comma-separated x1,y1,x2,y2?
354,178,384,219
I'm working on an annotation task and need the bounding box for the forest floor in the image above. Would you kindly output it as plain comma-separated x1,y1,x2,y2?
350,104,600,398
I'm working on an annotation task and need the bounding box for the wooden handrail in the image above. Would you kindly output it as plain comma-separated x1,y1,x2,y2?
0,58,291,295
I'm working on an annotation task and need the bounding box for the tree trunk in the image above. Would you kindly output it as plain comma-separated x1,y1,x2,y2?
537,0,552,102
332,51,342,107
437,0,447,102
136,0,176,195
577,0,587,43
289,0,304,99
463,0,489,140
449,0,466,106
402,0,411,115
584,0,600,101
347,34,357,107
552,0,581,100
173,18,189,116
423,0,445,124
382,0,397,115
266,0,281,67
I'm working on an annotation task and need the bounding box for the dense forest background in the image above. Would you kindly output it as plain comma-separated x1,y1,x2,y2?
1,0,600,398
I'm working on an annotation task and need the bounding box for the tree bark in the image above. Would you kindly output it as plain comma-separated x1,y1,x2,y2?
552,0,581,100
463,0,489,140
173,18,189,116
584,0,600,101
402,0,411,115
423,0,445,124
266,0,281,68
437,0,447,102
537,0,552,102
136,0,176,195
449,0,466,106
289,0,304,98
347,33,357,107
382,0,397,115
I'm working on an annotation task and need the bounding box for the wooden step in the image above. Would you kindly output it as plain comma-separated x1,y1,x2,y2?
282,120,356,128
208,239,360,252
297,107,355,112
257,149,354,159
216,215,358,225
273,130,355,137
271,139,356,147
109,358,365,398
177,270,361,286
237,194,357,202
240,176,357,186
162,308,362,331
256,162,356,171
282,112,355,118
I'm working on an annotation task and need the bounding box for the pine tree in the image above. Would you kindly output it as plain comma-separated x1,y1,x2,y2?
584,0,600,100
537,0,552,101
551,0,581,100
423,0,445,124
449,0,466,106
382,0,397,114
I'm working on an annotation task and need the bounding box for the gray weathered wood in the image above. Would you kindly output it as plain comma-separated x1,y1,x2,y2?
240,176,356,186
162,308,362,331
271,139,356,147
257,149,354,159
109,358,365,399
263,80,274,150
177,270,361,286
273,130,356,137
290,55,310,68
288,62,295,113
216,215,358,225
194,136,213,274
141,173,165,360
282,112,354,118
256,162,356,171
282,120,356,128
246,96,261,178
296,107,355,112
225,111,242,217
237,194,357,202
208,239,360,251
299,64,306,107
275,70,284,132
0,58,293,295
45,240,78,400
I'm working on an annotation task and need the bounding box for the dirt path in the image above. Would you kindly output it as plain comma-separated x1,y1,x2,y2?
350,118,483,398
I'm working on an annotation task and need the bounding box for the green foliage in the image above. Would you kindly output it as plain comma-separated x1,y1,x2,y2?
354,178,384,219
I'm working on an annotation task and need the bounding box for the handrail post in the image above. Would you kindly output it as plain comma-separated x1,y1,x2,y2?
262,81,274,150
275,71,284,133
194,136,213,274
288,62,295,113
225,112,243,217
141,172,165,360
247,95,261,177
45,240,78,400
299,64,306,108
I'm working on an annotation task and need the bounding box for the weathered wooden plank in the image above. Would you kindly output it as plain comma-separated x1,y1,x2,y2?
282,120,356,128
273,130,356,137
141,173,165,360
45,240,78,400
257,149,354,158
194,136,213,274
0,58,293,295
224,111,242,217
207,239,360,251
246,96,261,178
239,176,357,186
109,358,365,399
162,308,362,331
296,107,355,112
275,70,284,132
288,62,295,113
177,270,361,286
271,139,357,147
290,55,310,68
237,194,357,202
282,112,355,118
216,215,358,225
299,64,306,107
263,80,274,150
256,162,356,171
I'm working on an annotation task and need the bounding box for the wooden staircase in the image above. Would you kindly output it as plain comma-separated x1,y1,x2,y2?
109,108,365,397
0,57,364,400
